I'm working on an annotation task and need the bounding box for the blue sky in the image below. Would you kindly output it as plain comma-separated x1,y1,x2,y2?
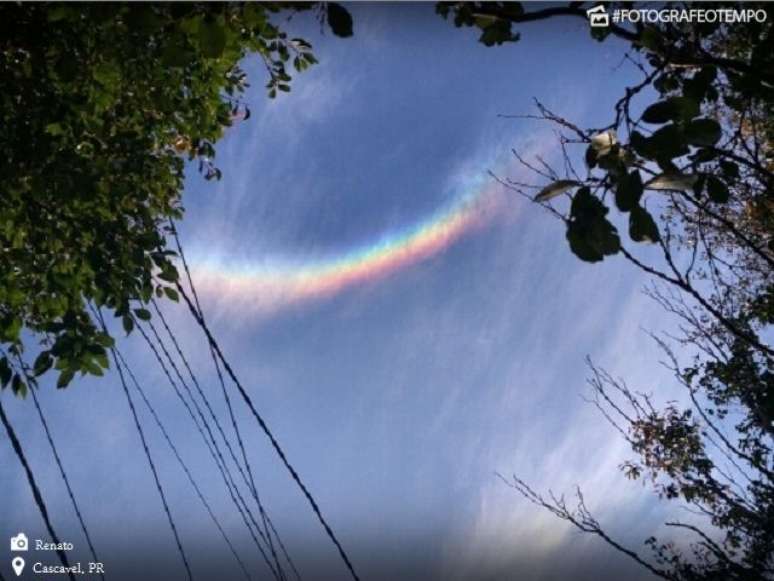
2,4,688,580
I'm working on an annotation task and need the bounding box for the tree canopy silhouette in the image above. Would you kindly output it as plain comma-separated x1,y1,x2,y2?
0,2,351,394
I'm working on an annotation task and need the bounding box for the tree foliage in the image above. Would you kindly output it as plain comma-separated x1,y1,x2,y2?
438,2,774,578
0,2,351,393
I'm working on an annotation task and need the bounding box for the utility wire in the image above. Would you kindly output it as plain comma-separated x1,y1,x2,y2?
149,299,291,581
141,316,284,579
168,221,358,580
176,281,361,581
212,349,302,581
0,399,76,581
6,351,104,581
169,224,302,581
92,303,252,579
107,337,194,581
130,315,282,580
144,316,260,513
113,347,253,581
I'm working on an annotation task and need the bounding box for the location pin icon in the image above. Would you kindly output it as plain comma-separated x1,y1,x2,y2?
12,556,25,577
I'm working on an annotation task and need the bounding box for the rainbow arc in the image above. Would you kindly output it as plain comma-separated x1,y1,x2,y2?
191,174,504,315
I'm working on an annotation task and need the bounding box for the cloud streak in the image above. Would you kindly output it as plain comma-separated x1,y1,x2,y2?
188,160,514,317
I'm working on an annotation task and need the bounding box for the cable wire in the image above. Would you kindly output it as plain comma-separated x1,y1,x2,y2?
212,351,302,581
149,299,291,580
91,303,269,578
169,224,302,581
176,281,361,581
7,351,104,581
0,398,76,581
129,315,282,580
113,347,253,581
108,342,194,581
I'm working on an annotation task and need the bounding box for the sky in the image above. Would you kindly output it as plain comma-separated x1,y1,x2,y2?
2,4,690,581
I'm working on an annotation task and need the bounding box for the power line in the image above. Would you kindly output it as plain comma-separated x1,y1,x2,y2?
93,303,277,579
176,281,361,581
170,219,357,579
149,299,293,581
108,340,194,581
130,314,282,580
7,351,104,581
144,316,259,512
113,347,252,581
209,338,292,581
168,224,302,581
0,398,76,581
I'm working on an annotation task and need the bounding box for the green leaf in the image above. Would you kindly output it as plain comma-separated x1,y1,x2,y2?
684,118,721,147
629,205,660,243
327,3,353,38
641,101,674,124
92,61,121,89
83,359,104,376
692,148,719,163
597,145,627,175
126,6,162,32
534,180,579,202
163,287,180,302
706,175,729,203
1,316,22,343
94,333,115,348
243,3,267,28
585,145,598,168
161,38,193,68
646,124,689,160
566,188,620,263
683,67,717,102
33,351,53,376
122,315,134,335
642,97,699,124
638,26,662,52
158,266,179,283
646,173,697,192
629,131,651,158
719,160,739,179
56,369,75,389
134,308,151,321
615,171,643,212
0,357,11,388
479,20,517,46
94,352,109,370
199,19,227,58
11,374,27,398
45,123,65,136
654,73,679,93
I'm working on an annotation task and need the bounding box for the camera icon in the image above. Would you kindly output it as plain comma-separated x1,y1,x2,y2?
10,533,28,552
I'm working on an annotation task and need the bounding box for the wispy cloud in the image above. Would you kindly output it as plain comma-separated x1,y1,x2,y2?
435,260,687,580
